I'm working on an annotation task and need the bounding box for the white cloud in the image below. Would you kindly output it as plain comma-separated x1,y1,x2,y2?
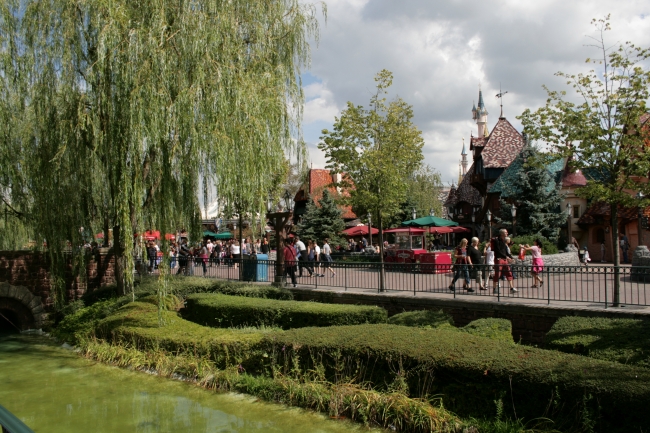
303,82,340,124
300,1,650,184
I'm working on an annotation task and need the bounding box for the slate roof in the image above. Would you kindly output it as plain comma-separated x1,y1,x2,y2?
294,169,356,219
562,166,588,188
447,165,482,206
444,185,457,207
481,118,525,168
469,136,486,149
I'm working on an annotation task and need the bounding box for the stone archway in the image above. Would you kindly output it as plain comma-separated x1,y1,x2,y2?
0,282,46,331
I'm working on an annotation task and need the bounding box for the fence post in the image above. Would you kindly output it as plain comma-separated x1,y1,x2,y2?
603,266,608,309
413,263,417,296
344,263,348,291
547,266,550,305
378,262,381,293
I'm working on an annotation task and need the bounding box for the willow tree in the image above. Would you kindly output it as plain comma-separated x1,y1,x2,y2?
0,0,322,303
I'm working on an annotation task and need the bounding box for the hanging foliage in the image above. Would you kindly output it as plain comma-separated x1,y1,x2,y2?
0,0,322,304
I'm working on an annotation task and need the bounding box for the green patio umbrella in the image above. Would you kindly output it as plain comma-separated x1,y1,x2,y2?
203,230,219,238
400,215,458,227
214,231,233,240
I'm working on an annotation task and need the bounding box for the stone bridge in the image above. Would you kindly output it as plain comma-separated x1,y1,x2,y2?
0,250,116,331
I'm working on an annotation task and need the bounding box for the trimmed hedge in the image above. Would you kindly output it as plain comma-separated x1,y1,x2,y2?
387,310,454,329
96,302,266,368
82,276,292,306
183,293,388,329
461,318,513,344
262,324,650,432
386,311,513,343
546,316,650,367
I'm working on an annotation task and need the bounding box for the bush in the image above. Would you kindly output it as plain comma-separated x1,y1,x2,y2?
510,235,558,255
546,316,650,367
82,276,293,307
183,293,388,329
96,302,266,368
262,324,650,432
387,310,454,329
461,318,513,344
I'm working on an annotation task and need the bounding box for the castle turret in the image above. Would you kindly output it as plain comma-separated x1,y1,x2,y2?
473,89,489,137
460,138,468,176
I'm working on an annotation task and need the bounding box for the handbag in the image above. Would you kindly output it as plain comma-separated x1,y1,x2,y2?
518,247,525,261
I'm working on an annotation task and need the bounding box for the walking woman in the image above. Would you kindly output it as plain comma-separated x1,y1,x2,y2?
521,239,544,288
283,238,298,287
449,238,473,292
468,237,486,290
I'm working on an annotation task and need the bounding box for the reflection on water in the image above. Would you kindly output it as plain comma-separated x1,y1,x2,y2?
0,335,377,433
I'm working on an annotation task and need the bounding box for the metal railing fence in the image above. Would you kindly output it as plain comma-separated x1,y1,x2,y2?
0,404,34,433
135,258,650,307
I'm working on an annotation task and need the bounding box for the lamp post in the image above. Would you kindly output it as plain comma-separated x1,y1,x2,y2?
486,209,492,240
511,203,517,238
266,190,294,285
471,213,476,237
367,213,373,247
638,192,645,247
412,207,417,221
429,208,435,217
566,202,573,247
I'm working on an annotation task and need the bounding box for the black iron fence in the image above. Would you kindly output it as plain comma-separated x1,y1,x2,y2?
136,257,650,307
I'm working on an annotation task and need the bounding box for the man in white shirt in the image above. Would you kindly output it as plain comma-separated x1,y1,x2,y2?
313,242,323,276
321,239,336,277
294,236,313,277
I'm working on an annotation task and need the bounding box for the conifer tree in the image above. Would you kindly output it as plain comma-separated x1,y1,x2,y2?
496,145,566,243
297,190,346,247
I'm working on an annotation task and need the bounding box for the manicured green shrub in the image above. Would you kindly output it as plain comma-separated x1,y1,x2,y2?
546,316,650,367
184,293,388,329
84,277,293,305
387,310,454,329
96,302,266,368
262,324,650,432
510,235,558,255
461,318,513,344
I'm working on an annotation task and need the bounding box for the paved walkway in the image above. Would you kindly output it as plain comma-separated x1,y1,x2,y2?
170,261,650,314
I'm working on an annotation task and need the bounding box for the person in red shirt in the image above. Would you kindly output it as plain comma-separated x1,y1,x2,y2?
283,238,298,287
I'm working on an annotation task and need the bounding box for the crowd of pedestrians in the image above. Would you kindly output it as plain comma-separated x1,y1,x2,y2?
447,228,546,294
283,237,336,287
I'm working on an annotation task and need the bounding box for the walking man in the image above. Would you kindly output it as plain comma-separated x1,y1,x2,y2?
491,229,516,293
283,238,298,287
294,236,313,277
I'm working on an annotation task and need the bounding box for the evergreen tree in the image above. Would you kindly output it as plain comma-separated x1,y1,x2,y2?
297,190,346,247
496,145,566,243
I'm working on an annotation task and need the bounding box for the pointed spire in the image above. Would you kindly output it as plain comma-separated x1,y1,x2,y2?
478,90,485,110
461,138,467,155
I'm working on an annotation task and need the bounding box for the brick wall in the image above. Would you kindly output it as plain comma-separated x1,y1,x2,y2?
0,249,116,310
289,288,650,344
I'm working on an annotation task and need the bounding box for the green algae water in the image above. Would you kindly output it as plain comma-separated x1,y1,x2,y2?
0,334,377,433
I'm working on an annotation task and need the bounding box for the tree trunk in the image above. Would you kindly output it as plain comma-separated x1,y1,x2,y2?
113,225,127,296
103,217,110,248
378,211,385,292
239,213,244,281
611,205,621,306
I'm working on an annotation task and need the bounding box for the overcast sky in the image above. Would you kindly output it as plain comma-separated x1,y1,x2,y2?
300,0,650,185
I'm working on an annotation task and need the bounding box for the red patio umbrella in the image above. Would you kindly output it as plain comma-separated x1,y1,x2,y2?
95,232,104,239
342,226,379,236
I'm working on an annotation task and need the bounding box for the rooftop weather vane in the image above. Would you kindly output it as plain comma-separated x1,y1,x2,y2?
496,83,508,118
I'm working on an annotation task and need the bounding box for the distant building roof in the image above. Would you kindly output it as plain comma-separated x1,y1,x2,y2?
294,169,356,219
447,163,482,206
577,202,650,225
481,118,525,168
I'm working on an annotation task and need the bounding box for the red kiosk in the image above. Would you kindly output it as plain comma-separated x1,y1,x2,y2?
383,227,452,273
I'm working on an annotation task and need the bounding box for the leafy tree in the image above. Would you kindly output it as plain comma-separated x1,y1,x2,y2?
384,164,444,227
297,190,346,247
495,145,567,243
0,0,321,304
319,70,424,290
519,16,650,305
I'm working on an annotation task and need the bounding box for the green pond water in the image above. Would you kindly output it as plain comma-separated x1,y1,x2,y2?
0,334,378,433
